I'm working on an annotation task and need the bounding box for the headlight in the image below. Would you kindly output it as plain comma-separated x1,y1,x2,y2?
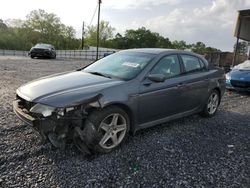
30,104,56,117
225,74,230,80
57,107,75,115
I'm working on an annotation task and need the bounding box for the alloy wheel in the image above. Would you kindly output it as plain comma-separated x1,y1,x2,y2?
207,92,219,115
99,113,127,149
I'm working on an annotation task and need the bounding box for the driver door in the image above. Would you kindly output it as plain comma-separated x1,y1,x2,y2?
138,54,185,125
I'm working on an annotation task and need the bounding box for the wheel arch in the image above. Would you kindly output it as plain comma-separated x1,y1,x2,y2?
102,102,135,132
212,87,221,104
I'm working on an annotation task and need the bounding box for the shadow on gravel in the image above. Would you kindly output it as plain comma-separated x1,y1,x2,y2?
226,89,250,96
26,110,249,187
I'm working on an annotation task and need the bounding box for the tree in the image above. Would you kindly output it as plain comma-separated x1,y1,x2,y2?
172,40,190,50
0,19,7,29
24,9,79,49
0,12,222,53
205,46,221,53
85,21,115,46
25,9,61,35
106,33,127,49
234,41,248,54
124,27,159,48
154,34,172,48
191,42,206,54
5,19,24,28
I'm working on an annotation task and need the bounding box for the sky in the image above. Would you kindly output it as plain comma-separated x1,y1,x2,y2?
0,0,250,51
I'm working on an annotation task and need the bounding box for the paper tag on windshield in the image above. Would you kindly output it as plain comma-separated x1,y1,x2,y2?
122,62,140,68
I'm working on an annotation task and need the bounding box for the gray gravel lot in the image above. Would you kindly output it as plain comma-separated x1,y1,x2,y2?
0,56,250,187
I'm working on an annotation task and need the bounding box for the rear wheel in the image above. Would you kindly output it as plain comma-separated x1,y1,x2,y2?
201,90,220,117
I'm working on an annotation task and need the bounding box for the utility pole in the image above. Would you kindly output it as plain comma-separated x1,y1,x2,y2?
232,17,242,67
248,42,250,60
81,21,85,50
96,0,102,60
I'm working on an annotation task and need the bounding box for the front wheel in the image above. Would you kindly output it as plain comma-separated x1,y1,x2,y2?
201,90,220,117
74,106,130,154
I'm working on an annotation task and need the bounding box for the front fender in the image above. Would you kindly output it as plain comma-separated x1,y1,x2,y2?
36,93,102,108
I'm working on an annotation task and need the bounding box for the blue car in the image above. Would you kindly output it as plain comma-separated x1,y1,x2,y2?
226,60,250,92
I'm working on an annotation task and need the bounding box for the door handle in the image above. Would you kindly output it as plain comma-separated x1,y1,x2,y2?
143,81,152,86
177,82,185,88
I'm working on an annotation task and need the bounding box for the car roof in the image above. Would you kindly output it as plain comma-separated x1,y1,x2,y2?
121,48,208,68
123,48,175,54
123,48,200,55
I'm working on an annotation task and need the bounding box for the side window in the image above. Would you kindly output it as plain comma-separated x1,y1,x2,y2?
199,59,206,70
151,55,181,79
181,55,202,73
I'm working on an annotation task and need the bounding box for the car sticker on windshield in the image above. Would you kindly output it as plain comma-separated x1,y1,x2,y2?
122,62,140,68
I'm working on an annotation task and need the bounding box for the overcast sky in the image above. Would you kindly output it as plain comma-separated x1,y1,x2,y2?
1,0,250,51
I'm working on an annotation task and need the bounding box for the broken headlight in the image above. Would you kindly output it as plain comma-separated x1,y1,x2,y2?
30,104,56,117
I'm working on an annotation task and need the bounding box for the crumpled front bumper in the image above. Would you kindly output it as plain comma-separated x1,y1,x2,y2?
13,100,58,139
13,100,36,126
13,99,99,154
13,100,48,140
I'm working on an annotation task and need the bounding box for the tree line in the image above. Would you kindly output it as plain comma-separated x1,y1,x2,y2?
0,9,223,54
0,10,79,50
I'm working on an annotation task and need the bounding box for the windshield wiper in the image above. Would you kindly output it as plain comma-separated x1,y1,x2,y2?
88,71,112,79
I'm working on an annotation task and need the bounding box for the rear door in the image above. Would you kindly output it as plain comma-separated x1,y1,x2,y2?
178,54,210,111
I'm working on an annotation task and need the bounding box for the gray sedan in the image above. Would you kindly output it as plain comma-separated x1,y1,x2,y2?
13,49,225,154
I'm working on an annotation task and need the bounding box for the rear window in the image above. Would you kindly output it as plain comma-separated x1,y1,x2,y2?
181,55,204,73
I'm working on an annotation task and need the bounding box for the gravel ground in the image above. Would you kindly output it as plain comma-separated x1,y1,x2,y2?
0,56,250,187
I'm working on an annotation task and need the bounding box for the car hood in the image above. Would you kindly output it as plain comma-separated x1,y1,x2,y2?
31,47,50,50
229,69,250,80
17,71,123,107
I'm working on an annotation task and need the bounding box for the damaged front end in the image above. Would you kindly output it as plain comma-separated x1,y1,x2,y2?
13,94,102,154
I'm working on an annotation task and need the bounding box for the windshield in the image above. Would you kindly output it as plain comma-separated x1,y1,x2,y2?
233,60,250,70
83,51,156,80
34,44,51,48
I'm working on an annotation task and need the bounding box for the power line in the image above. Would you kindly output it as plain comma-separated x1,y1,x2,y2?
89,4,98,26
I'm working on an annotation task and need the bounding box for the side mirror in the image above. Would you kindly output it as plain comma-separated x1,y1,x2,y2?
148,74,166,82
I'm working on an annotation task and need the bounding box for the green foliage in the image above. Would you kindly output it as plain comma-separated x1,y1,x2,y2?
102,27,173,49
124,27,159,48
0,9,221,54
0,9,80,50
191,41,206,54
24,9,79,49
85,21,115,47
172,40,190,50
0,19,7,29
234,41,248,54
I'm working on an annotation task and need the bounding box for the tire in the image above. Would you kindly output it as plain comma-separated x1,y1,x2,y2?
201,89,220,117
50,54,56,59
31,55,34,59
81,106,130,154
